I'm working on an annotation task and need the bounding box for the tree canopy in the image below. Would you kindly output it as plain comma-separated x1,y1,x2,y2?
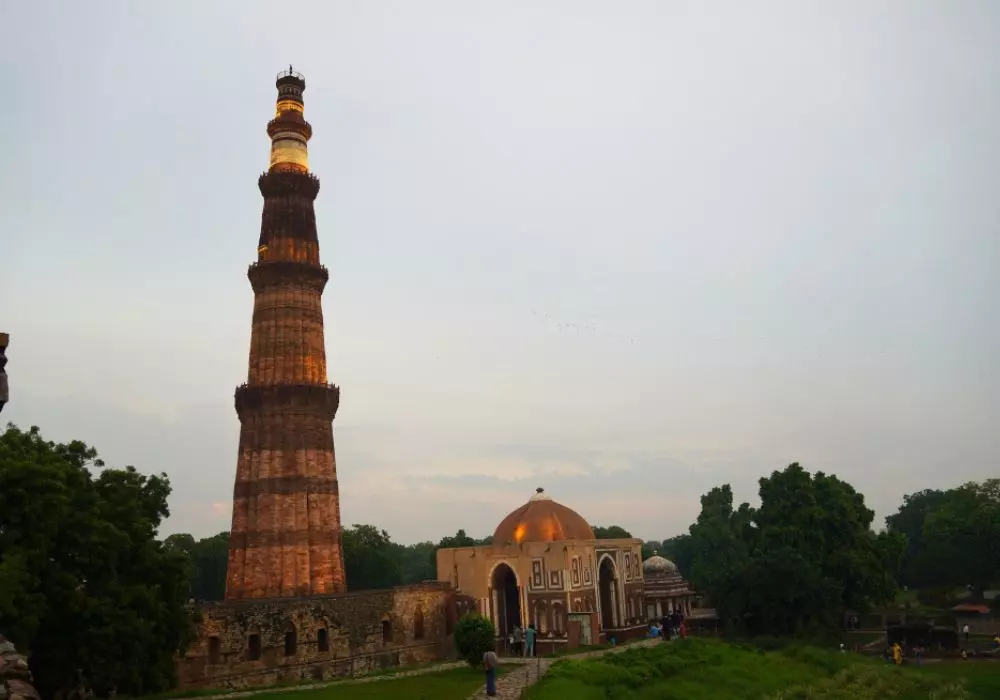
686,463,904,636
0,424,194,699
887,480,1000,597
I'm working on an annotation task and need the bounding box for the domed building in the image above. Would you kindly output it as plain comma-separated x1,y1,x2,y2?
642,552,694,619
436,488,646,653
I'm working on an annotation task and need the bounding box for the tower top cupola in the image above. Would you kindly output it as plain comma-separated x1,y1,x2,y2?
268,65,312,174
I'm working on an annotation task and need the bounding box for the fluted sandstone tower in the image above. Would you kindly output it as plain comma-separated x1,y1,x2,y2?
226,68,345,600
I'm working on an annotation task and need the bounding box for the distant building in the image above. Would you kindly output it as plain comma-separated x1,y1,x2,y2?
437,488,647,652
642,552,695,619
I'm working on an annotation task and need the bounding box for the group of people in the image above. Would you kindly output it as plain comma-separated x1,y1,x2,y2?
505,623,537,657
649,611,687,641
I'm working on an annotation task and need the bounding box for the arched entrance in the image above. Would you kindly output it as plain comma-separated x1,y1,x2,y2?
598,556,619,631
491,563,521,638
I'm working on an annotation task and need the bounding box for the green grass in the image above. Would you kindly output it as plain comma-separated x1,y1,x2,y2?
917,661,1000,699
524,638,1000,699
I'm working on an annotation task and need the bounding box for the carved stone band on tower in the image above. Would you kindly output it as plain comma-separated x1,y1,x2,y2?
225,69,347,600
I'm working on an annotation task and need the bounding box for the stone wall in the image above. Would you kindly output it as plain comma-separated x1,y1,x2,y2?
176,582,457,690
0,634,39,700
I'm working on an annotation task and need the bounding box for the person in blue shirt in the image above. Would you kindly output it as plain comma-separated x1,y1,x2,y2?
525,624,537,657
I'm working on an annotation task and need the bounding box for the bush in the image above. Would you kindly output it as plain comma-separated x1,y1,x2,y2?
454,614,495,667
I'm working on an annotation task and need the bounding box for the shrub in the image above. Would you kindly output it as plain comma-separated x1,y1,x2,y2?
454,614,496,667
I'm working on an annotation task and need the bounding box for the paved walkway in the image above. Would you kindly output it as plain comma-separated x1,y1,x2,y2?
468,638,662,699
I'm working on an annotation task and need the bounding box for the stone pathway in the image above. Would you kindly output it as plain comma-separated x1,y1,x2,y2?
468,638,662,699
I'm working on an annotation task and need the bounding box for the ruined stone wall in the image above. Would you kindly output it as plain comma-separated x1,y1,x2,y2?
176,582,456,690
0,634,39,700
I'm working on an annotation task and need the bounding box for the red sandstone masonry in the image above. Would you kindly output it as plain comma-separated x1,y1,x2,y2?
225,73,345,601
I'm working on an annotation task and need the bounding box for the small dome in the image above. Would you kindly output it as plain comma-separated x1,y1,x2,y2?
643,551,679,575
493,488,595,545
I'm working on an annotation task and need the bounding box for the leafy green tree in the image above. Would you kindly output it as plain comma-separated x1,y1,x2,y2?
884,488,952,587
687,464,902,636
166,531,230,601
428,530,491,576
920,481,1000,598
687,485,754,628
453,614,496,667
592,525,632,540
0,424,194,698
393,540,437,584
342,524,402,591
659,535,696,579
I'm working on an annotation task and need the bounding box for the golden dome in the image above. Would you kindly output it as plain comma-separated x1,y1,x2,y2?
492,488,595,545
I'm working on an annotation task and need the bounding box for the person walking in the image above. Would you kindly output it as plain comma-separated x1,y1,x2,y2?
483,649,499,696
525,624,536,657
513,625,523,656
963,623,970,642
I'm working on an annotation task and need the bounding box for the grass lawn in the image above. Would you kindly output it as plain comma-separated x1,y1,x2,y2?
241,665,498,700
917,661,1000,699
524,638,1000,699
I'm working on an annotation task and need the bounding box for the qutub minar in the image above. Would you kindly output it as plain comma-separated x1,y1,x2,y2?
227,67,346,600
177,70,460,690
175,69,666,690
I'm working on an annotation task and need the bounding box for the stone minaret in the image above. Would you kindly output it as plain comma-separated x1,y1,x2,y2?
226,68,345,600
0,333,8,414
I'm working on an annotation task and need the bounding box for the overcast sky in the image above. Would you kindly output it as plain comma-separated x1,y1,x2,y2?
2,1,997,545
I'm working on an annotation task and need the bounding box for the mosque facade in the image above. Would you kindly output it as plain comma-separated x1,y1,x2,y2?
437,488,648,652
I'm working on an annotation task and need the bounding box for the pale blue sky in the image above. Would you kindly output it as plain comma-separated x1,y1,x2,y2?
1,1,997,544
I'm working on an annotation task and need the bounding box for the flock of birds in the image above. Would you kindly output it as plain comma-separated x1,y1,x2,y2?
529,308,640,345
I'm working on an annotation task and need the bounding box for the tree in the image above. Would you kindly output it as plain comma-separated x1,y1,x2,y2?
592,525,632,540
658,535,696,579
687,485,754,629
428,530,491,578
885,489,952,588
166,531,230,602
920,481,1000,598
686,463,902,636
0,424,194,698
393,540,437,585
453,614,496,667
342,524,402,591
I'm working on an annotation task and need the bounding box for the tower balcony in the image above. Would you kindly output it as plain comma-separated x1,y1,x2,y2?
258,171,320,200
234,382,340,421
247,260,329,293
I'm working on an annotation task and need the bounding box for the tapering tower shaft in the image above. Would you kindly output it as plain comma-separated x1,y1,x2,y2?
226,68,346,600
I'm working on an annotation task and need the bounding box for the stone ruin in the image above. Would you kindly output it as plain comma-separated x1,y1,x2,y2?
0,634,39,700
